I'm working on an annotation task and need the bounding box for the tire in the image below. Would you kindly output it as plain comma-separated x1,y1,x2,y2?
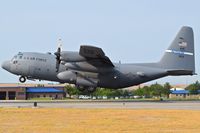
19,76,26,83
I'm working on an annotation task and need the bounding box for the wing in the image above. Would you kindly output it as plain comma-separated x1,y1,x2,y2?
79,45,114,67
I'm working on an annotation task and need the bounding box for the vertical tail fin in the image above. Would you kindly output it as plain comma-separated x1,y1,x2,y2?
159,26,195,75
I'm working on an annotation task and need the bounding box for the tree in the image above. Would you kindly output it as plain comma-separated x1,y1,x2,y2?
149,83,164,97
122,90,130,97
133,86,145,96
186,81,200,94
93,88,131,98
142,86,151,98
112,89,123,97
93,88,112,97
163,82,171,98
133,86,150,97
64,85,79,98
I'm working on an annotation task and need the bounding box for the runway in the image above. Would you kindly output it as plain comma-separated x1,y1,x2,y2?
1,100,200,110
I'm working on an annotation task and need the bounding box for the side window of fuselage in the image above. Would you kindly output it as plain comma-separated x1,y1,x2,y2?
30,57,35,60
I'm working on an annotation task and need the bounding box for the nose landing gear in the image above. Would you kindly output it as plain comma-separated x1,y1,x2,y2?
19,76,26,83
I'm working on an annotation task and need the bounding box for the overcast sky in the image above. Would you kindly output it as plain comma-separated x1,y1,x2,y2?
0,0,199,85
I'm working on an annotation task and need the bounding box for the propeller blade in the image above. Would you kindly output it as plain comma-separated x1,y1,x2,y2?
54,39,62,72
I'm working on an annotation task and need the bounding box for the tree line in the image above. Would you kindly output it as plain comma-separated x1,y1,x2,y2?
64,81,200,98
185,81,200,94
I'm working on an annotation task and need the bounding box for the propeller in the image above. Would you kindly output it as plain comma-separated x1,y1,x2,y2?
54,39,62,72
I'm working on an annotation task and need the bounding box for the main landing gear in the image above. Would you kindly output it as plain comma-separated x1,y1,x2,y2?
19,76,26,83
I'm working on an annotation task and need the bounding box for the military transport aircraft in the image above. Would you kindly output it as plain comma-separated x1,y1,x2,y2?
1,26,196,92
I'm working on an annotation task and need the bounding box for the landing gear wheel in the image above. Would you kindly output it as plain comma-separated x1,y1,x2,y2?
19,76,26,83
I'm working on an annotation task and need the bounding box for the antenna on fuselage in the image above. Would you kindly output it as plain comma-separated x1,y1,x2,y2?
54,38,63,72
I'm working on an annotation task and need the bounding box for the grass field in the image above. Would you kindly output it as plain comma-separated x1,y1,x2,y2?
0,108,200,133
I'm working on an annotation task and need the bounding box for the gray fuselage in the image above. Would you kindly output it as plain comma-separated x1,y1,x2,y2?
2,52,169,89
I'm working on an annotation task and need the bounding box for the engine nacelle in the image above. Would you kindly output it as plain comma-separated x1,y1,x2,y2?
76,77,98,87
60,51,86,62
76,85,97,93
57,71,76,83
57,71,98,86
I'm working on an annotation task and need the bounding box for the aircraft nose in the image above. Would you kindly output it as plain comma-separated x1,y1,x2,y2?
1,61,10,71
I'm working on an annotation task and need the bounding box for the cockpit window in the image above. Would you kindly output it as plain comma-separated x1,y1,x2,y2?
11,52,24,62
17,52,23,56
11,55,17,61
16,52,23,59
11,53,22,63
13,60,18,64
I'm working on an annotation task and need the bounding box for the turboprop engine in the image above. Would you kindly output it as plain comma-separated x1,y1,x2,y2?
57,71,76,83
57,71,98,93
54,39,87,72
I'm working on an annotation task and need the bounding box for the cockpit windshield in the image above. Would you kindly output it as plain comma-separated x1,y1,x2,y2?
11,52,23,62
11,55,17,61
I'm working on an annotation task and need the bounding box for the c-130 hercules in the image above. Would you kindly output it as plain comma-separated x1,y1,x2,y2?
2,26,196,92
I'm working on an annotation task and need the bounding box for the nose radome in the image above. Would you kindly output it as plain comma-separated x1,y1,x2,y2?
1,61,10,71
